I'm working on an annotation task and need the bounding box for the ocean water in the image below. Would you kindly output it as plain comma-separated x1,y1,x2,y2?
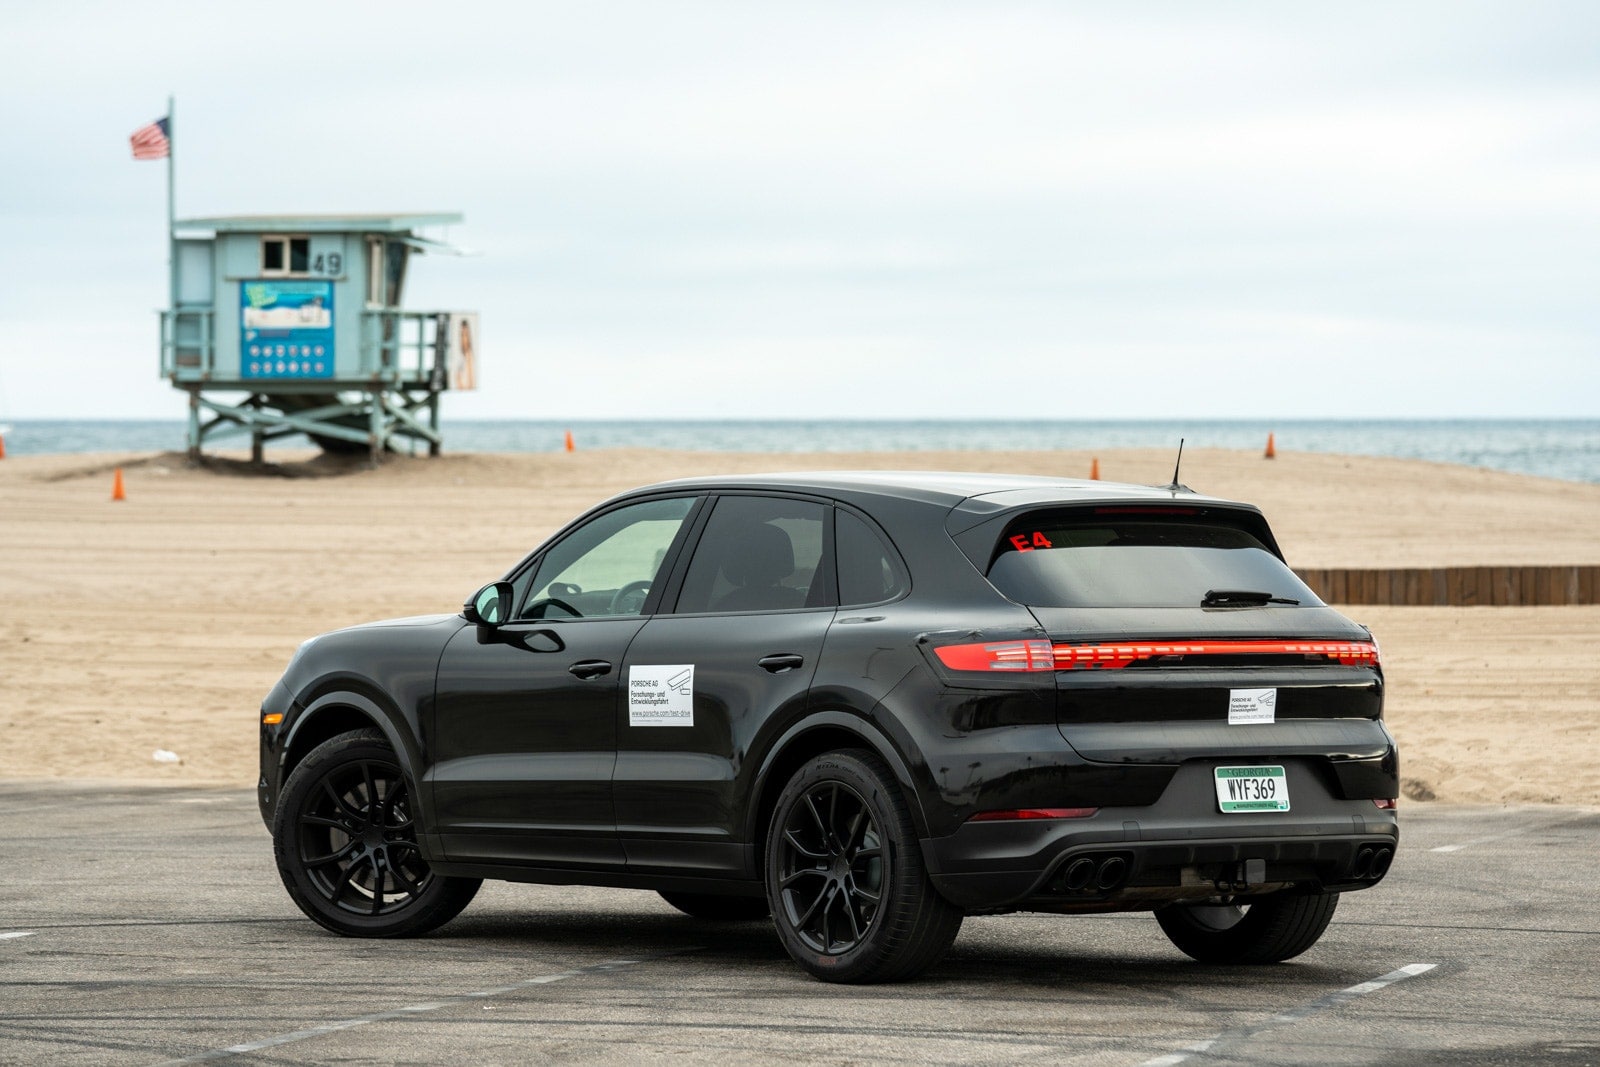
3,418,1598,484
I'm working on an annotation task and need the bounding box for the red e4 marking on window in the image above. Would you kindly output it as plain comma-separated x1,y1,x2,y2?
1008,531,1053,552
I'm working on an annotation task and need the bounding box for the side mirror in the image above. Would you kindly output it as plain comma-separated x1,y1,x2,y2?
463,581,515,627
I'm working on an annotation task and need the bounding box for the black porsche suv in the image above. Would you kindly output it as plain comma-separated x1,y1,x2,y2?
259,471,1397,983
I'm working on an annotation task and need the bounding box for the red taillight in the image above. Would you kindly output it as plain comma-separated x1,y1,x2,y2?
934,640,1055,672
967,807,1099,822
1053,639,1380,670
937,638,1379,672
1373,798,1398,810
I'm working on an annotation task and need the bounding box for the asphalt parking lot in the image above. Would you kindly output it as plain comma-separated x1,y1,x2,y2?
2,782,1597,1066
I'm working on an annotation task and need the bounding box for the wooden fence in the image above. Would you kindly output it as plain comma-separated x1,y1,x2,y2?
1292,566,1600,606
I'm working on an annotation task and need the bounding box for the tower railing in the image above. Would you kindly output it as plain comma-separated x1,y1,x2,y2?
162,309,452,385
160,308,216,379
161,308,456,462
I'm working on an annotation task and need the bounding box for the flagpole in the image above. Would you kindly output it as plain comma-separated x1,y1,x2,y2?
167,93,176,311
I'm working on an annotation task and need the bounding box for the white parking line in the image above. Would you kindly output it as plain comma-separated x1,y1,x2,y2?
0,931,36,941
1431,827,1527,853
1430,813,1591,853
150,952,689,1065
1139,963,1438,1066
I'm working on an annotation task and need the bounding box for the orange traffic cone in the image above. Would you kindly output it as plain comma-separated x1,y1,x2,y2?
564,430,575,453
1089,456,1100,480
111,468,126,502
0,431,6,460
1264,433,1276,459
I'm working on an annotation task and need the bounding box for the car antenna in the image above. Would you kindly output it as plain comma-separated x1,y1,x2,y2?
1164,438,1192,493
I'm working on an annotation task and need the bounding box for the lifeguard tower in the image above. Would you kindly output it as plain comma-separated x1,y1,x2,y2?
159,213,477,463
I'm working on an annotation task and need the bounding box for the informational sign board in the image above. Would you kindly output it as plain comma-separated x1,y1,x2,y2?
628,664,694,726
446,312,478,390
240,280,335,379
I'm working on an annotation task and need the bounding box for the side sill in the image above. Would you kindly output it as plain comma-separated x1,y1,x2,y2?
427,860,766,899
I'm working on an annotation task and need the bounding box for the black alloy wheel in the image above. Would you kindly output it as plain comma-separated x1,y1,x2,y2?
775,779,886,953
274,729,479,937
766,750,962,983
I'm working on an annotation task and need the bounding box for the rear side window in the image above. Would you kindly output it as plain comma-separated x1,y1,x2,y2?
836,510,908,606
675,496,829,614
986,513,1319,608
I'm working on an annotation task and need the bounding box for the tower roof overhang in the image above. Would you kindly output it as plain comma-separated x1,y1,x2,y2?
174,213,463,235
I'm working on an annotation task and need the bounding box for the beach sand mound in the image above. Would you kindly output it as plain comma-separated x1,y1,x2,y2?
1,447,1596,805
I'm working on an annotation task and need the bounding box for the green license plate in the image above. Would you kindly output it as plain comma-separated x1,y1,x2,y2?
1214,765,1290,813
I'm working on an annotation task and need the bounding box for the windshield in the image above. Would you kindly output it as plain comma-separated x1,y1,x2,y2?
985,516,1320,609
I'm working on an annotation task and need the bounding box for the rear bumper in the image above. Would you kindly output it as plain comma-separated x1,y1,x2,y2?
923,760,1399,912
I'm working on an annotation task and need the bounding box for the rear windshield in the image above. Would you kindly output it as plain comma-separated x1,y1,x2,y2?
985,515,1320,609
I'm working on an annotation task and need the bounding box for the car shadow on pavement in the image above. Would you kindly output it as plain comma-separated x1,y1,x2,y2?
388,906,1365,996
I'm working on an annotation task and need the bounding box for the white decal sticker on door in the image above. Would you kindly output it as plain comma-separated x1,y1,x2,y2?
628,664,695,726
1228,688,1277,725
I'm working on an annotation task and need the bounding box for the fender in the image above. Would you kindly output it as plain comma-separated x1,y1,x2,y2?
281,687,433,830
745,709,932,845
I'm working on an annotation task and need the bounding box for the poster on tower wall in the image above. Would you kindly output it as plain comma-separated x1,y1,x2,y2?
446,312,479,390
241,280,335,379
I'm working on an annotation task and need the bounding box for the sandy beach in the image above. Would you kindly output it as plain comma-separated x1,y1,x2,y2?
1,446,1596,806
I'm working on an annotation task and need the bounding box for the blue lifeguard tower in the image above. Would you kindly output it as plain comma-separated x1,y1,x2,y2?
159,213,477,463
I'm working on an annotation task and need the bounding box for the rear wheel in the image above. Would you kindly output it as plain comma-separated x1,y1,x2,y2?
1156,891,1339,963
658,891,769,921
273,729,480,937
765,749,962,983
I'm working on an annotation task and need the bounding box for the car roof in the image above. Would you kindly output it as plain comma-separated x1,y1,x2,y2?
638,470,1252,512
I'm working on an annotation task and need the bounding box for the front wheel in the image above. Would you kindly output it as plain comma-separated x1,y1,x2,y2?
273,729,480,937
766,749,962,983
1156,891,1339,963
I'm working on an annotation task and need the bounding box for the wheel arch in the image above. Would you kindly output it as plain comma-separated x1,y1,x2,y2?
280,692,419,802
746,711,930,871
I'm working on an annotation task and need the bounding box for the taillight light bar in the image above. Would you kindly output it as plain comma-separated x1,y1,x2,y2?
1055,639,1380,670
934,638,1379,672
934,640,1055,672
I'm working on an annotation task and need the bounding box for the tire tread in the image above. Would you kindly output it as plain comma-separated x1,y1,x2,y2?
766,748,962,983
1157,891,1339,964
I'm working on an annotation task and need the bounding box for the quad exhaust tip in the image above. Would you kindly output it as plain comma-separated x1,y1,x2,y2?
1058,853,1130,894
1352,845,1394,881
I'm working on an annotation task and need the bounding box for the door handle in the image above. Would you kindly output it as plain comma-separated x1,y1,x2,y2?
568,659,613,679
758,653,805,674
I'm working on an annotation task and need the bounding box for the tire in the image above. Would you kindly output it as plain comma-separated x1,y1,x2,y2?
658,891,770,921
1156,891,1340,964
273,728,480,937
765,749,962,983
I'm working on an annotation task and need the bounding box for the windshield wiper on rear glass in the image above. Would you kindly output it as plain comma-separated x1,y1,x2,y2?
1201,589,1301,608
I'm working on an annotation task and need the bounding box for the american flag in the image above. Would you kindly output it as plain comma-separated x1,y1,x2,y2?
130,117,170,160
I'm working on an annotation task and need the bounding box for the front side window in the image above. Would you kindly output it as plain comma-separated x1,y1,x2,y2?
675,496,828,614
517,497,695,619
986,514,1319,609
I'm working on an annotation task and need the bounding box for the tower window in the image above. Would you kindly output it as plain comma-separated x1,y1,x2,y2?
262,236,311,275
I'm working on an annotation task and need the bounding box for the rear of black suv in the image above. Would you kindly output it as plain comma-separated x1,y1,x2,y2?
924,494,1396,961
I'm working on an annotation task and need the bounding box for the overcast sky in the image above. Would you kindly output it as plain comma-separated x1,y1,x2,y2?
1,1,1596,420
